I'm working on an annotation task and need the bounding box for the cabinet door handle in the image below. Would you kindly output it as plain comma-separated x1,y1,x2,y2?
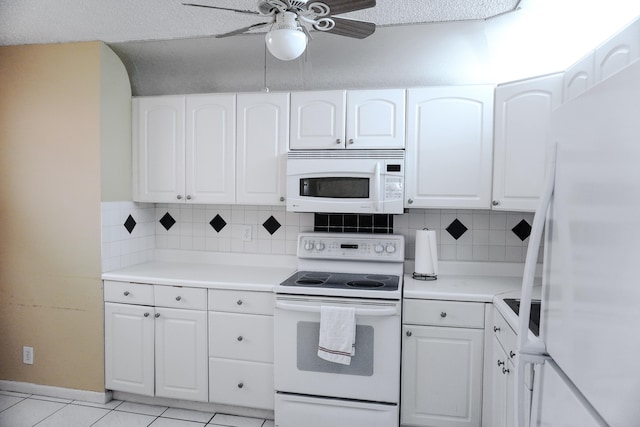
493,326,500,332
280,196,285,202
440,312,447,318
177,194,183,200
237,299,243,306
348,139,354,145
502,367,510,375
406,330,412,337
510,351,516,358
407,199,413,204
492,200,500,206
144,312,150,317
186,195,192,200
237,382,244,389
497,360,505,366
155,313,160,318
175,296,182,301
237,336,243,342
336,138,341,144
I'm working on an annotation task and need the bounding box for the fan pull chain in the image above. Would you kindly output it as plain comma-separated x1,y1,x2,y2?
262,42,270,93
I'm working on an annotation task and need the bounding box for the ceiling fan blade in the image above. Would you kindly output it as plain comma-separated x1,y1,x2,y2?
215,21,272,38
319,16,375,39
317,0,376,16
182,3,260,15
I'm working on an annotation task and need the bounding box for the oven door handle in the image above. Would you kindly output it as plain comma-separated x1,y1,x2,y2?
275,301,398,317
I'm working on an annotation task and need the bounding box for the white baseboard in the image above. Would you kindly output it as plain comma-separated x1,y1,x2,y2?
0,381,112,404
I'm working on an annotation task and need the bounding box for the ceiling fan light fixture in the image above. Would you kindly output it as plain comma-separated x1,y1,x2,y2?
265,11,307,61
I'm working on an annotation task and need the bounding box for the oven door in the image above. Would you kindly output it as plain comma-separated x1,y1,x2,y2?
274,296,401,403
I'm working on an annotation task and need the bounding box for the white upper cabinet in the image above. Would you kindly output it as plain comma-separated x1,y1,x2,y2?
563,52,595,103
594,17,640,82
289,89,405,149
185,94,236,204
133,96,186,203
133,94,236,204
290,90,346,149
236,92,289,205
405,86,494,209
346,89,406,149
492,73,563,212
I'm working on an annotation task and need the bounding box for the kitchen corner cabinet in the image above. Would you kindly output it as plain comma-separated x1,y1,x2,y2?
289,89,405,150
236,92,288,205
133,94,236,204
208,289,275,409
104,281,209,402
401,299,485,427
492,73,563,212
405,86,494,209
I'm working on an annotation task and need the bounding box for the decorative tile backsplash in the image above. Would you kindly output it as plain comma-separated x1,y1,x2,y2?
101,202,539,272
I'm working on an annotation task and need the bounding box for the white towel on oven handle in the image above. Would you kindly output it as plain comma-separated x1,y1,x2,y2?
317,305,356,365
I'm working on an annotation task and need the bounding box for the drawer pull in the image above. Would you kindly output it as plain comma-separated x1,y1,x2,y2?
155,313,160,318
237,336,243,342
406,330,412,337
237,382,244,389
175,296,182,301
510,351,516,358
493,326,501,332
502,367,510,375
144,312,150,317
440,312,447,318
123,291,130,296
497,360,505,367
237,299,243,306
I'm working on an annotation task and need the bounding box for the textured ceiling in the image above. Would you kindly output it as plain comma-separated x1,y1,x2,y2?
0,0,520,46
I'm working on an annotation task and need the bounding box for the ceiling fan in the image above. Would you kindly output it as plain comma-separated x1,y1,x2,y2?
182,0,377,60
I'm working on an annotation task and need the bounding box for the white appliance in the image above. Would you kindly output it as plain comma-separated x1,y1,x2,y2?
274,232,404,427
516,60,640,426
286,149,405,214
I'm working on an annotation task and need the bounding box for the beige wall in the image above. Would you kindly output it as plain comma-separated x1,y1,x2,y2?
0,41,130,392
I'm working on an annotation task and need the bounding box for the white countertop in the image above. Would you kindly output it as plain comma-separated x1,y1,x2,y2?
102,250,297,291
403,274,523,302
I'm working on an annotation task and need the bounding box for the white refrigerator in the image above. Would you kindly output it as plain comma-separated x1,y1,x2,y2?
518,60,640,427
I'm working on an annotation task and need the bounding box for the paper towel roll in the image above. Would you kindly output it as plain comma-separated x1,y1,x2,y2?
414,229,438,277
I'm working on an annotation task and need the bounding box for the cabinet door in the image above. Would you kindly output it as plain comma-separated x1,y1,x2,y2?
236,92,289,205
133,96,186,203
405,86,494,209
185,94,236,204
346,89,405,149
594,18,640,83
490,335,510,427
104,303,155,396
401,325,484,427
563,52,595,103
492,74,563,211
290,90,346,149
155,307,208,402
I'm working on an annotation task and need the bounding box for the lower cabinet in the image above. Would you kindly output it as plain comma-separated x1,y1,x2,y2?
104,281,209,402
401,299,485,427
208,289,275,409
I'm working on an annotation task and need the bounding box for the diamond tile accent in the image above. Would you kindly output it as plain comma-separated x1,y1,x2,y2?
446,218,468,240
262,215,281,235
209,214,227,233
123,215,136,234
512,219,532,241
159,212,176,231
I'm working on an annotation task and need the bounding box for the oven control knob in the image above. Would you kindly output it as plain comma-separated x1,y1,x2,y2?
386,244,396,254
374,244,385,253
315,242,325,251
304,240,314,251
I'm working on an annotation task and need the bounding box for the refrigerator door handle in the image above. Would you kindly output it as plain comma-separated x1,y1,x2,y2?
515,142,558,427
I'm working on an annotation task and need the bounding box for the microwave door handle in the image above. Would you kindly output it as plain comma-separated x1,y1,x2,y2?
275,301,397,317
374,162,382,212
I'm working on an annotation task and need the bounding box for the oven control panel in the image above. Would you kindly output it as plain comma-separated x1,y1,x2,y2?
297,233,404,262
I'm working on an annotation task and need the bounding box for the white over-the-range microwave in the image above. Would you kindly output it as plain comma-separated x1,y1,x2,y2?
286,150,405,214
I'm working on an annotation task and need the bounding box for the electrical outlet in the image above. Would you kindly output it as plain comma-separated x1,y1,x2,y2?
23,346,33,365
242,225,252,242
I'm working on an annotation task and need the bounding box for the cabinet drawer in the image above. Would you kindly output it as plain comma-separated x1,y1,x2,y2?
208,312,273,362
208,289,273,315
209,358,274,410
493,309,517,360
155,285,207,310
104,281,154,305
403,299,485,328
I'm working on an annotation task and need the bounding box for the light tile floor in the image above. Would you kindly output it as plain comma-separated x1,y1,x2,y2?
0,390,274,427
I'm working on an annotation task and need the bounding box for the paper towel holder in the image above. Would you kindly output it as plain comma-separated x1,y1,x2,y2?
412,227,438,281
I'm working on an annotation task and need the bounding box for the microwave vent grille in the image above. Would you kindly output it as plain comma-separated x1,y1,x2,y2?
288,150,405,160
